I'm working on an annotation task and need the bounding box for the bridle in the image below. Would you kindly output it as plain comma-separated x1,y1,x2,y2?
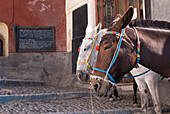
77,35,98,70
91,29,125,86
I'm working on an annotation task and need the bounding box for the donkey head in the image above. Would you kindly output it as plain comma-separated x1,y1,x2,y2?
76,23,107,83
91,7,136,96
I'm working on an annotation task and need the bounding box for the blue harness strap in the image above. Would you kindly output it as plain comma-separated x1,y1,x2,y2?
93,67,106,73
93,67,117,84
106,29,125,73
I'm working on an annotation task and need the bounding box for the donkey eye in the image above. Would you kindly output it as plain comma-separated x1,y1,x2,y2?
84,48,87,51
84,45,91,51
96,78,100,81
104,45,112,50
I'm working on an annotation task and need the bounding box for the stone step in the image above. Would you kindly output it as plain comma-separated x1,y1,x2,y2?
0,79,45,86
0,91,90,104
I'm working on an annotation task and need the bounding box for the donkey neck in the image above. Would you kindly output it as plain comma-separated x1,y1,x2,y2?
126,27,170,77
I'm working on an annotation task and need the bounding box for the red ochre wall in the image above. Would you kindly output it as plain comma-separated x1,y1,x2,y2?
0,0,66,52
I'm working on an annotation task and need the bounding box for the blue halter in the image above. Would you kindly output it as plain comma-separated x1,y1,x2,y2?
93,29,125,85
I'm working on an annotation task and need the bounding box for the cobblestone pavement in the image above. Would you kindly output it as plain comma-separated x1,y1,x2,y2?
0,86,170,114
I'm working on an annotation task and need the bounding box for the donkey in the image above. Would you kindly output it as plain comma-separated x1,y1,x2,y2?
91,7,168,114
131,64,162,114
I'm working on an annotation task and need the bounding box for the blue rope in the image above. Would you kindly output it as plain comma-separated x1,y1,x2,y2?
123,69,150,78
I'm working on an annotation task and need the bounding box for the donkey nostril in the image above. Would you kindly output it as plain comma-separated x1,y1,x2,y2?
85,74,89,81
78,74,82,79
94,83,99,92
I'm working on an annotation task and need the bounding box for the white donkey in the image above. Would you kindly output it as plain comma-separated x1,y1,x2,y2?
131,65,162,114
76,22,107,83
76,22,162,114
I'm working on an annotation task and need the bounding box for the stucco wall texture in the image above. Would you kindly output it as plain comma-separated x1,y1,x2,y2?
151,0,170,21
0,0,66,52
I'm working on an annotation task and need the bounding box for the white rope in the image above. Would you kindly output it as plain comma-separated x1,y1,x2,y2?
90,75,116,87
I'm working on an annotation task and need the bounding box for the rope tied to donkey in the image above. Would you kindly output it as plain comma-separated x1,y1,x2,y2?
89,83,95,114
133,27,141,68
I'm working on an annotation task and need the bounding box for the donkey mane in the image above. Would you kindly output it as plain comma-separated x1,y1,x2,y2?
130,19,170,30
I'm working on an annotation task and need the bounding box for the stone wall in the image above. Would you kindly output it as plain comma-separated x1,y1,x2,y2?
0,52,81,87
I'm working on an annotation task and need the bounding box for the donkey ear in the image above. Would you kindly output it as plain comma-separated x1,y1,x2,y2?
97,22,102,32
109,6,134,32
91,22,102,38
85,25,93,37
109,14,122,27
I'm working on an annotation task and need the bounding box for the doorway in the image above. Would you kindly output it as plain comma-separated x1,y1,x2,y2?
72,4,88,74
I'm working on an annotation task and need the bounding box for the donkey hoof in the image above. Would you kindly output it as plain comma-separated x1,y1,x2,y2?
109,98,114,101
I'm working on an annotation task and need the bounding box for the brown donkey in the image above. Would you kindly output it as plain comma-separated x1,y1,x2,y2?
91,6,170,97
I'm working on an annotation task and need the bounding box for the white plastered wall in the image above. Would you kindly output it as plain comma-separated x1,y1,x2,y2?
151,0,170,21
0,22,8,57
66,0,96,52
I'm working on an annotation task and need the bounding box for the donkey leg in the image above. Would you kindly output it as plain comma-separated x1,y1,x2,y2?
133,78,138,106
108,87,121,101
135,79,149,114
113,86,120,99
146,77,162,114
140,85,149,114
